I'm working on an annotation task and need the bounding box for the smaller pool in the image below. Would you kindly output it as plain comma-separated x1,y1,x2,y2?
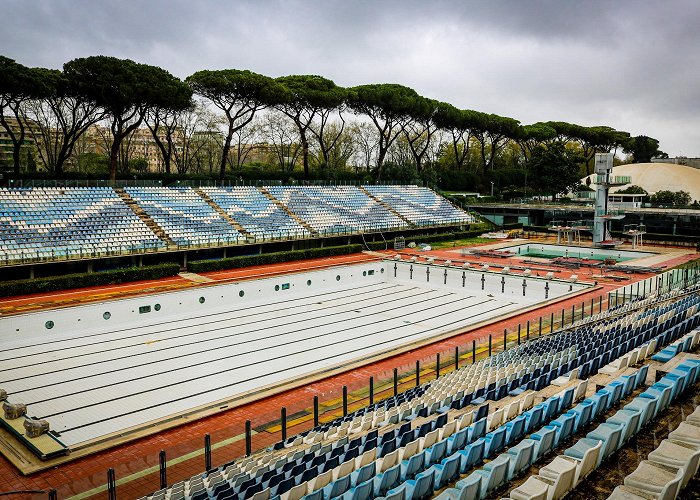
499,244,656,262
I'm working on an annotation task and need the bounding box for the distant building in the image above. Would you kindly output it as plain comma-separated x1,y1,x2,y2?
0,118,40,169
652,157,700,169
576,162,700,205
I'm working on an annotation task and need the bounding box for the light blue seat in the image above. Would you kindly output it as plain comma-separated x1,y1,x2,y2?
350,462,375,487
588,390,611,418
531,425,557,460
617,375,636,398
624,396,657,429
657,372,686,401
635,365,649,389
471,453,510,499
524,405,545,433
504,415,526,444
469,418,488,442
550,411,577,447
303,489,325,500
424,439,447,465
374,463,401,497
675,362,700,387
506,439,535,479
446,427,468,454
323,474,351,499
458,438,485,473
432,453,461,489
570,400,595,433
542,395,561,421
342,477,373,500
662,370,690,399
432,485,470,500
456,472,484,496
559,387,575,411
651,345,680,363
400,451,425,481
564,437,603,468
608,408,643,444
484,426,507,457
605,380,625,406
383,483,406,500
440,473,481,500
586,422,624,465
404,468,434,500
641,383,673,414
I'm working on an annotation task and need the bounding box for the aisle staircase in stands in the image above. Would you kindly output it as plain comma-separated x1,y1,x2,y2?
358,186,417,228
194,188,252,239
257,187,318,236
115,188,177,249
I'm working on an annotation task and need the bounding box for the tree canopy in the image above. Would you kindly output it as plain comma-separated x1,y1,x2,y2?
527,142,584,200
186,69,284,179
65,56,190,180
347,83,423,177
623,135,666,163
0,52,668,196
275,75,346,178
0,56,50,173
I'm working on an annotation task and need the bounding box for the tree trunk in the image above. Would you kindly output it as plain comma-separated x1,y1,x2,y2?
109,138,120,181
220,132,232,180
12,142,22,174
376,146,387,180
301,135,309,179
452,138,464,171
55,149,66,176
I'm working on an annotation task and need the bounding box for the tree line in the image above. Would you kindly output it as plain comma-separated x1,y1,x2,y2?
0,55,666,196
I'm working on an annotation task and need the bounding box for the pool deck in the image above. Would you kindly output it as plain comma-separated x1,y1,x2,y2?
0,238,698,498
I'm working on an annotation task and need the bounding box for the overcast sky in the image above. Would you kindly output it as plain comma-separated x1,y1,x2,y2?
3,0,699,156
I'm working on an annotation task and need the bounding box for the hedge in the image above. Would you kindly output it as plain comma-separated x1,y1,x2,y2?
188,245,364,273
365,228,489,251
0,262,181,298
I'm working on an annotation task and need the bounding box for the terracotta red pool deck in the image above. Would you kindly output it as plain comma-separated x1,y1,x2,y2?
0,244,698,498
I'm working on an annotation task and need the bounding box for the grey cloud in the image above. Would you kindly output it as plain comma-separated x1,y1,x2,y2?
2,0,699,154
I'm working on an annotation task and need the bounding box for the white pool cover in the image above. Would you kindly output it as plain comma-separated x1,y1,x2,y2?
0,261,588,448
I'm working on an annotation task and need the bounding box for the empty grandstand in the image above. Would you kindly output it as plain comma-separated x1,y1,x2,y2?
0,185,475,265
364,185,473,227
201,186,312,240
124,187,244,247
0,187,165,263
265,186,407,235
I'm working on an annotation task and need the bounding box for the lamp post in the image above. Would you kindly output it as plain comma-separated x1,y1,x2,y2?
490,181,494,197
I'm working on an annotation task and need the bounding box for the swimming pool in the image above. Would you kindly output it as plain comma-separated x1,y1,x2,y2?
499,244,656,262
0,260,589,450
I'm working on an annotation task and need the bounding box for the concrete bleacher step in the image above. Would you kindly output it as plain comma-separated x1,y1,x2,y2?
257,187,319,236
193,187,252,238
114,188,176,248
358,186,417,229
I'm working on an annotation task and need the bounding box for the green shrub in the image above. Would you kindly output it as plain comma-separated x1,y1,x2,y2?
0,263,181,298
188,245,364,272
365,229,486,251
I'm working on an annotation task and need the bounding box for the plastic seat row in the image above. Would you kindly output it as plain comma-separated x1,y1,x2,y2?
140,292,700,500
265,186,407,234
362,186,474,227
202,187,311,240
125,187,243,246
0,187,164,261
505,331,699,500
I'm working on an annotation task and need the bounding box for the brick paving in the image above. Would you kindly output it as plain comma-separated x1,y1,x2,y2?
0,242,697,498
